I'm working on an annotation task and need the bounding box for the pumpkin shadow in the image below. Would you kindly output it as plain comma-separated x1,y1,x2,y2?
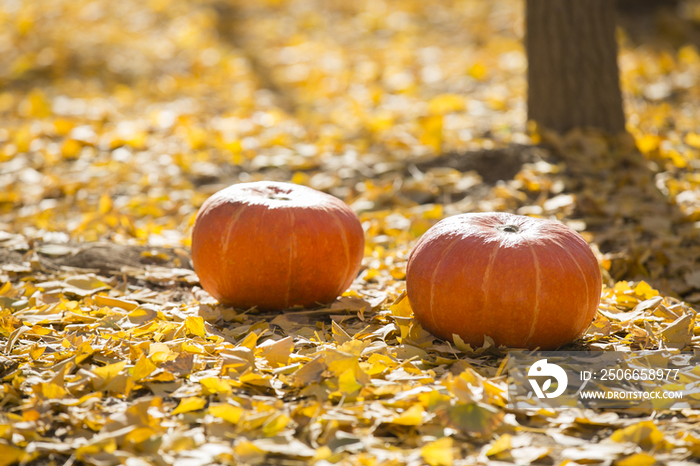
413,144,547,186
534,130,698,305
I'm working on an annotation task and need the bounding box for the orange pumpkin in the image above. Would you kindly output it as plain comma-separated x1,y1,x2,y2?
406,212,601,350
191,181,364,310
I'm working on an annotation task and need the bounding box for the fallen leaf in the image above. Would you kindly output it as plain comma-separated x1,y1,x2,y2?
259,336,294,367
615,452,657,466
421,437,453,466
185,316,206,338
610,421,669,451
486,434,512,456
660,313,694,349
132,354,157,381
391,403,425,426
172,396,207,415
0,442,25,466
209,403,244,424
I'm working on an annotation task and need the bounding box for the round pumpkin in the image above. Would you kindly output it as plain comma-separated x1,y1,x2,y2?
191,181,364,310
406,212,601,350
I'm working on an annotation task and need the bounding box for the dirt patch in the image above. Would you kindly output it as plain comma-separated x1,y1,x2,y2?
52,243,192,274
1,240,192,276
0,248,23,266
415,144,548,184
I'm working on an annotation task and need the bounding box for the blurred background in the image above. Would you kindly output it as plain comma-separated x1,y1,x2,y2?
1,0,700,254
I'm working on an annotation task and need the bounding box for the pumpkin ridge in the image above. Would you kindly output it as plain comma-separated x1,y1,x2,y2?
212,203,246,299
286,209,296,308
429,237,461,335
480,239,501,316
220,205,245,262
524,242,542,347
328,208,352,296
573,239,602,333
554,237,592,339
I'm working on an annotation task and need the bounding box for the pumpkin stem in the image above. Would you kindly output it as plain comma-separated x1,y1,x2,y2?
266,186,293,201
497,224,520,233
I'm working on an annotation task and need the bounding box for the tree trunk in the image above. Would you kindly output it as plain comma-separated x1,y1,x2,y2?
526,0,626,134
617,0,678,15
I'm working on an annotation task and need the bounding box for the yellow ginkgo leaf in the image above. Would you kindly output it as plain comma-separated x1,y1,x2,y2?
148,343,171,364
486,433,512,456
234,440,265,463
451,334,473,352
615,453,657,466
419,114,443,152
237,332,258,350
389,292,413,317
685,132,700,148
76,439,117,460
633,281,659,300
41,382,66,400
29,345,46,361
25,89,51,118
94,295,139,311
0,442,24,466
610,421,668,451
92,361,126,389
338,369,363,395
22,409,40,422
259,336,294,367
635,134,660,154
391,403,424,426
200,377,232,395
468,62,487,80
366,353,396,376
428,94,465,115
262,413,290,437
171,396,207,415
125,427,157,445
132,354,157,381
421,437,453,466
209,403,244,424
184,316,206,338
98,194,113,214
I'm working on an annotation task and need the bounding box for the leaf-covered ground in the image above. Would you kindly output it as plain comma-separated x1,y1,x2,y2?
3,0,700,465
